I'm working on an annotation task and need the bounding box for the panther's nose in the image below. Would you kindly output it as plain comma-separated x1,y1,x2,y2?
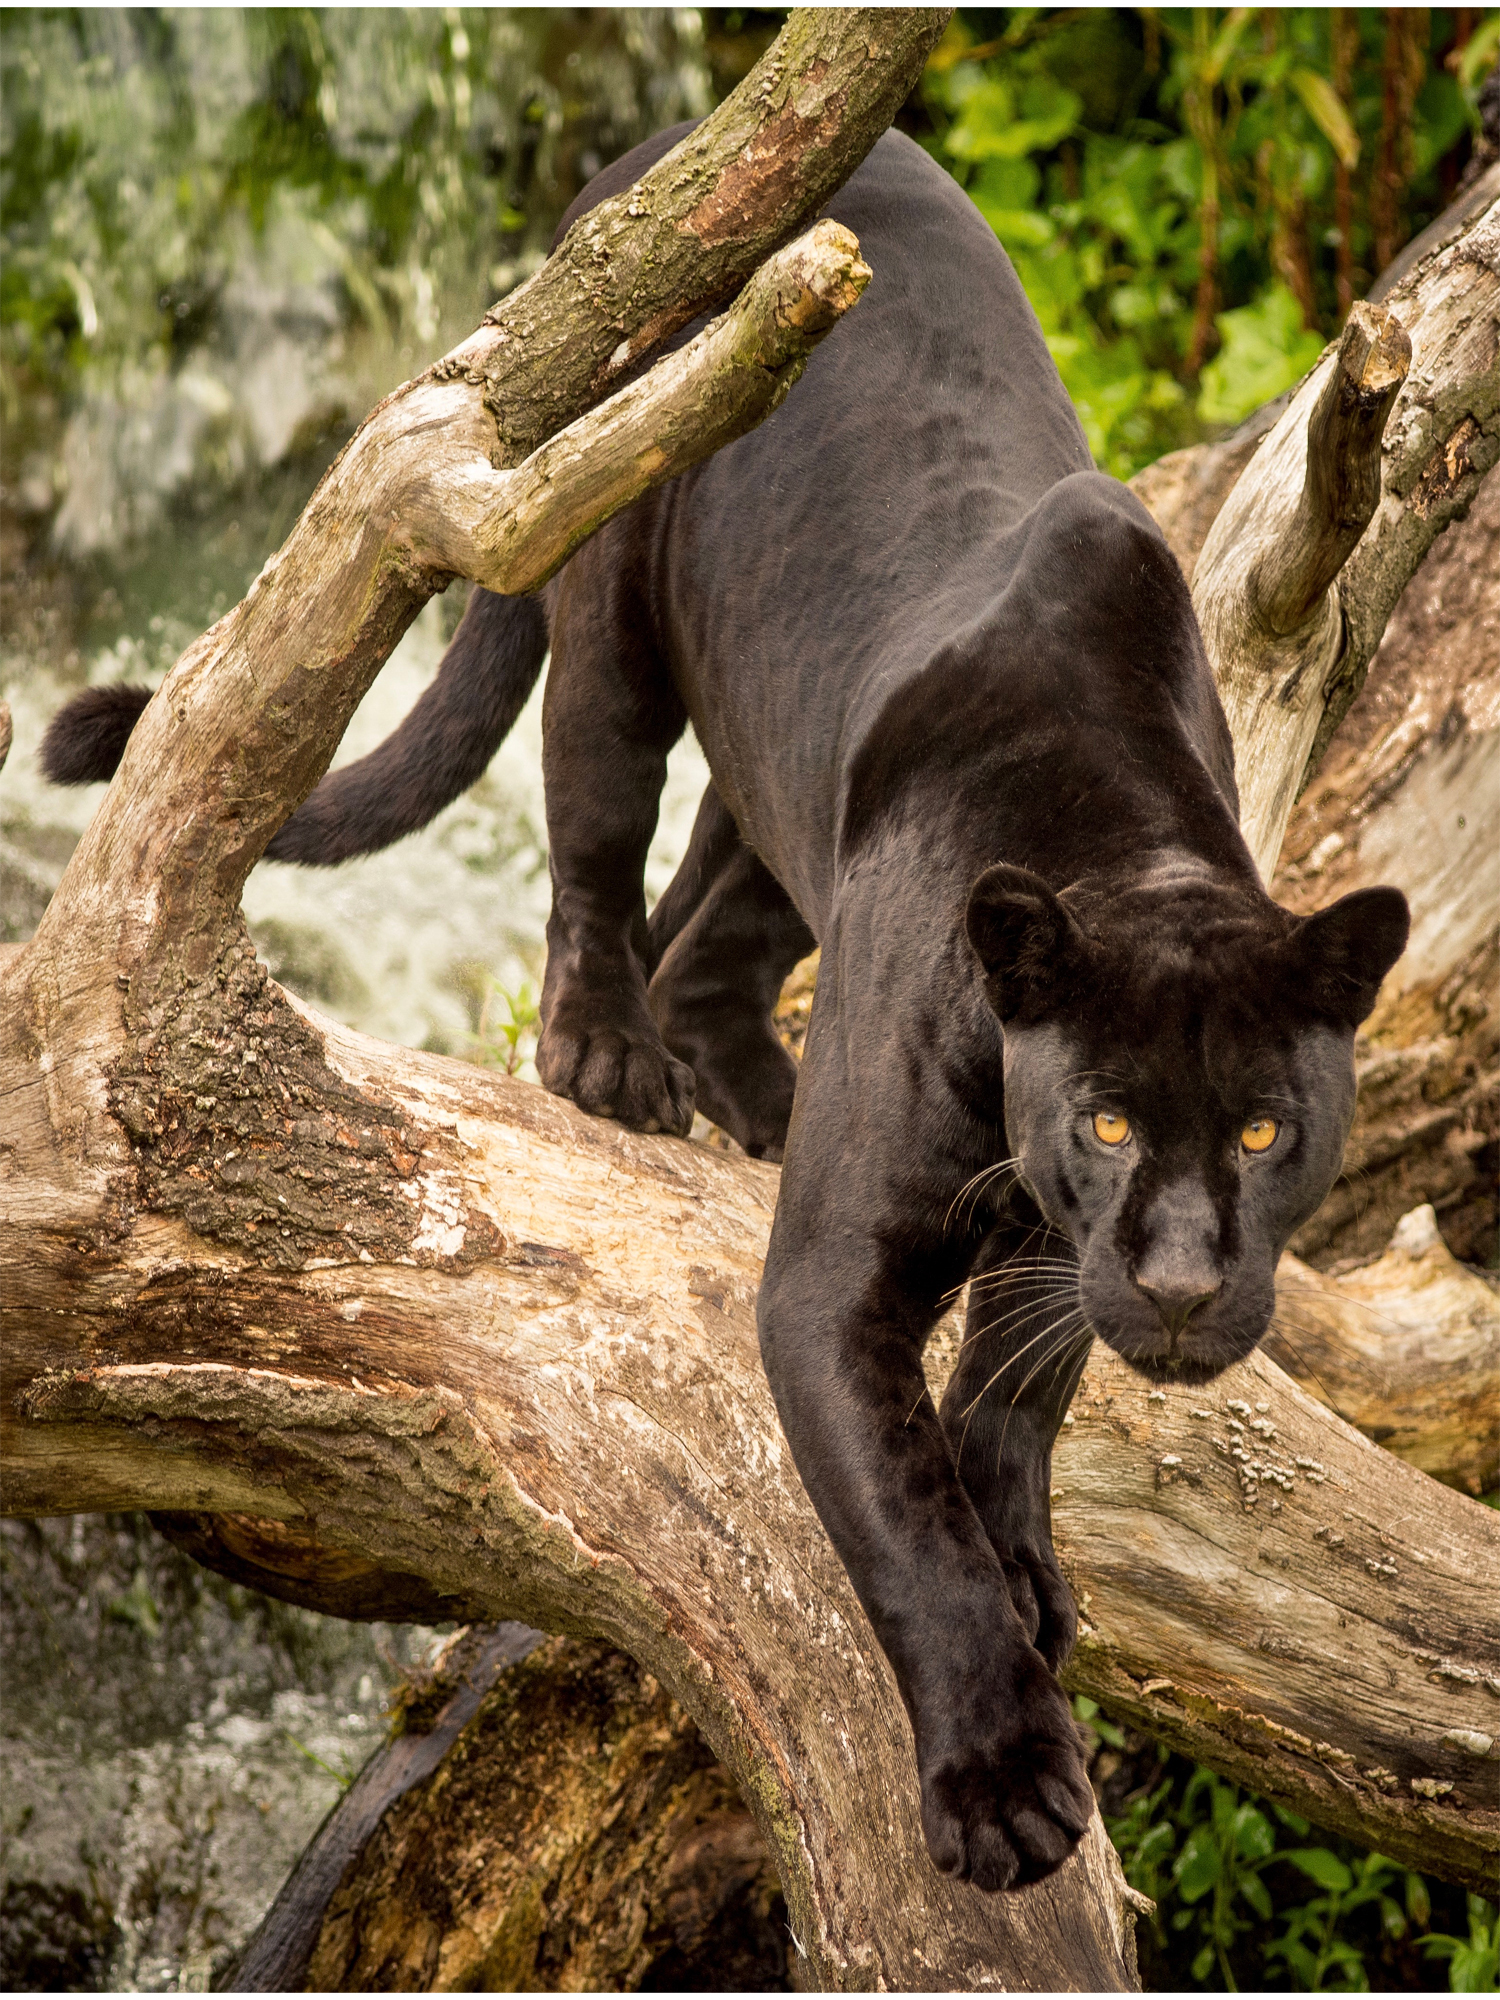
1135,1277,1220,1336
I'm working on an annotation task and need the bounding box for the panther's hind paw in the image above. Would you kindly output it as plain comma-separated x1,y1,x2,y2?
998,1543,1078,1673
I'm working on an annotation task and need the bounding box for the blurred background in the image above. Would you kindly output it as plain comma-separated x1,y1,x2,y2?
2,10,1497,1992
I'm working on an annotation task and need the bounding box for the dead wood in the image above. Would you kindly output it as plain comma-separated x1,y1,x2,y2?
237,1630,791,1995
4,10,1498,1985
228,1623,546,1991
1274,470,1499,1269
1252,302,1412,636
1187,187,1499,875
1266,1207,1499,1498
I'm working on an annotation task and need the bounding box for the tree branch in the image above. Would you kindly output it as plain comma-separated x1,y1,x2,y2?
1191,193,1499,877
1252,302,1412,635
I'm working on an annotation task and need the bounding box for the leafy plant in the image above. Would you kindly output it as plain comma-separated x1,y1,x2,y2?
1423,1896,1500,1994
1088,1702,1500,1992
923,8,1496,473
468,977,540,1078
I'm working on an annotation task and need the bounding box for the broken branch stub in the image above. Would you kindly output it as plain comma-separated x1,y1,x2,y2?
1192,193,1500,878
1253,302,1412,636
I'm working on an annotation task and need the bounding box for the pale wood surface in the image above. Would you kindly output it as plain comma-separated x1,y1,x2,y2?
1190,193,1499,877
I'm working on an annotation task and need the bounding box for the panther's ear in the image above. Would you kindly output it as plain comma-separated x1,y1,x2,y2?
1288,885,1409,1027
965,865,1087,1021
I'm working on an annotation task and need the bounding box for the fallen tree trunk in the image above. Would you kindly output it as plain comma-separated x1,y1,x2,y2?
233,1628,791,1994
8,979,1498,1907
4,12,1498,1986
1267,1207,1499,1497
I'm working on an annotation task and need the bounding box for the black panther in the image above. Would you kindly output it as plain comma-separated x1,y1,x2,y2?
44,125,1408,1892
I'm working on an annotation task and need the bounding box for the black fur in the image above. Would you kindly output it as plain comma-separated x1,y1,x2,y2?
41,568,547,867
40,683,153,784
45,126,1409,1892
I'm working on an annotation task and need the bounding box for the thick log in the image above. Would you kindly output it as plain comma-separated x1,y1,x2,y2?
1046,1341,1499,1897
1267,1207,1499,1498
7,964,1497,1909
3,954,1136,1990
1190,191,1500,876
240,1631,792,1994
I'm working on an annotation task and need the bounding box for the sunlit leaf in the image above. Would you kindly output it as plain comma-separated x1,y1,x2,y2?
1289,68,1359,168
1197,284,1325,426
1233,1804,1275,1860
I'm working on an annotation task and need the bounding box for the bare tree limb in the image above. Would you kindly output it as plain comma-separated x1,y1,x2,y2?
1191,193,1499,877
1049,1333,1499,1896
1266,1207,1499,1498
1252,302,1412,635
477,9,952,462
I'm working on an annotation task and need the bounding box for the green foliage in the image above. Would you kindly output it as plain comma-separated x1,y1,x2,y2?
0,9,709,555
1198,284,1326,425
466,977,541,1078
1423,1897,1500,1993
924,8,1496,474
1091,1711,1499,1991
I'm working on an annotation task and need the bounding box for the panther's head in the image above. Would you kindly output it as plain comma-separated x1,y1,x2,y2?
965,863,1409,1383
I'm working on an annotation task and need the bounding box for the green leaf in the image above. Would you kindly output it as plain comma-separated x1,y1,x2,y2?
943,74,1081,162
1204,7,1254,85
1197,284,1325,427
973,203,1055,249
1289,68,1359,168
1241,1869,1272,1921
1173,1825,1222,1902
1134,1820,1176,1871
1233,1805,1275,1860
1458,15,1500,94
1406,1873,1432,1928
1191,1942,1217,1982
1287,1846,1354,1893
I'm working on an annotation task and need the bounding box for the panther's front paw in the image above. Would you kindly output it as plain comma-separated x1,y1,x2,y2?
537,1013,696,1136
918,1649,1093,1892
997,1539,1078,1673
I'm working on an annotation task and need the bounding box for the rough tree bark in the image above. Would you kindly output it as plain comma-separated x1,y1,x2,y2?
1190,187,1500,876
4,15,1498,1990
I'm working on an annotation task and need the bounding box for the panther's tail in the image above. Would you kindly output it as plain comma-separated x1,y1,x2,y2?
40,588,549,866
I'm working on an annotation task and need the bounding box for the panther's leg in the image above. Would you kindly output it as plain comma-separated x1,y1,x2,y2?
535,555,696,1135
758,949,1093,1893
938,1218,1091,1672
647,784,815,1160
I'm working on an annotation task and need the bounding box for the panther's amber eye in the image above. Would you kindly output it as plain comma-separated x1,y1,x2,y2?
1093,1111,1131,1146
1241,1118,1278,1154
